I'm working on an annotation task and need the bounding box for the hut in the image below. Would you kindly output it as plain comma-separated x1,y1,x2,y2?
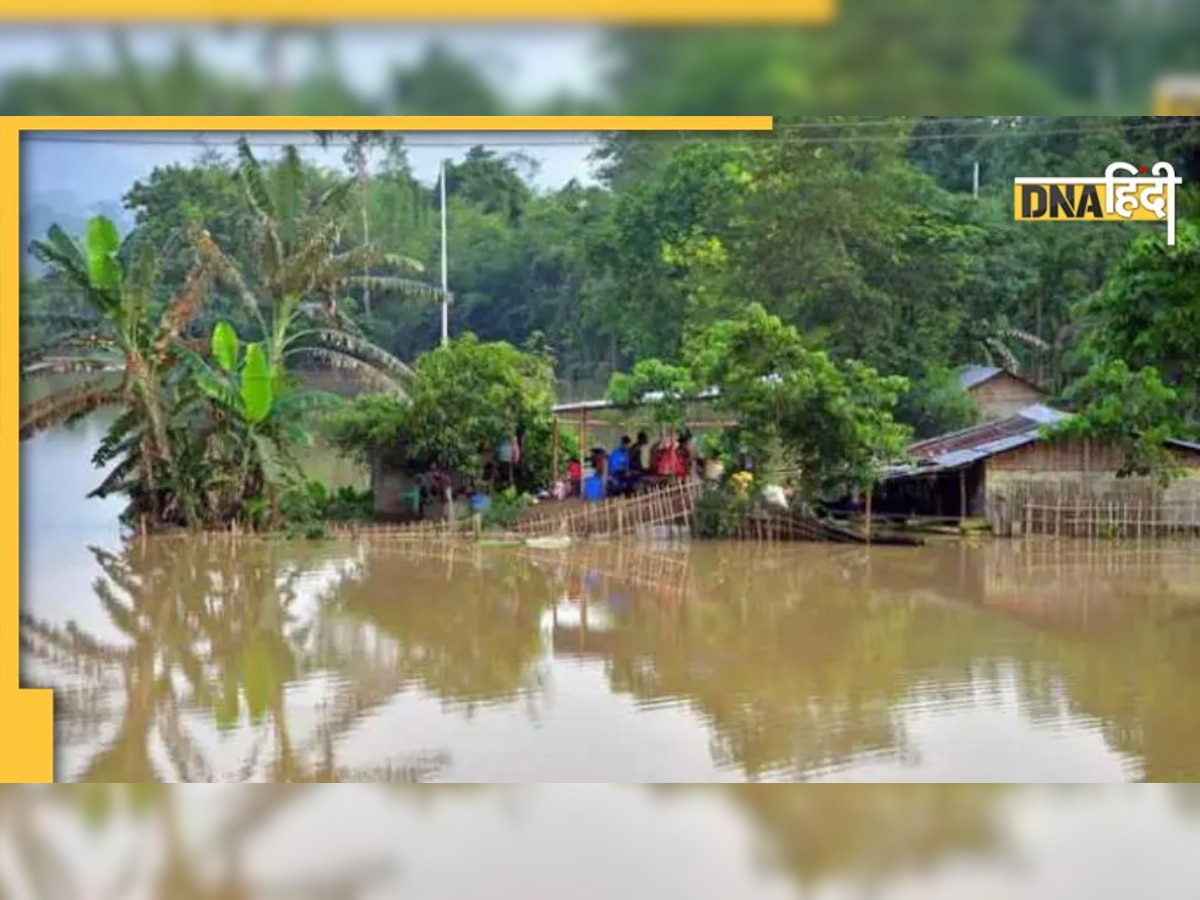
875,403,1200,535
958,365,1048,422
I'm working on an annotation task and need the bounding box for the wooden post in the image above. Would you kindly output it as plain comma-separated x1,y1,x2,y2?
551,417,560,485
958,468,967,524
580,410,589,483
865,485,873,544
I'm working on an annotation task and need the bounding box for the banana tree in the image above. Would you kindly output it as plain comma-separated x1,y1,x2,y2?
24,217,212,524
193,137,436,397
174,319,295,526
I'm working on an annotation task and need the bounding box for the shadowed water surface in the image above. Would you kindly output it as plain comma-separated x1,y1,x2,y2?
20,420,1200,783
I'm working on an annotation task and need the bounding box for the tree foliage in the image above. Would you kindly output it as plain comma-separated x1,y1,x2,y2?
686,305,912,496
329,334,561,490
1049,361,1185,485
20,115,1200,517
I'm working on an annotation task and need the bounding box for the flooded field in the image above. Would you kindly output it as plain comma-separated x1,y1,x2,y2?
21,416,1200,785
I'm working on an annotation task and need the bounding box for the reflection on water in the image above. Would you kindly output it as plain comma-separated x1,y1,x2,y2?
22,524,1200,783
19,419,1200,783
4,786,1200,899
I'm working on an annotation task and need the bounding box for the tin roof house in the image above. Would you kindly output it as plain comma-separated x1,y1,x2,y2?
873,403,1200,535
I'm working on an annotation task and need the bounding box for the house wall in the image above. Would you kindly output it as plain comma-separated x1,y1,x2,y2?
984,439,1200,535
967,374,1046,421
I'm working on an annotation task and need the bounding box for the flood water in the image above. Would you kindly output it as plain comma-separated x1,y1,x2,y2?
20,416,1200,784
12,417,1200,894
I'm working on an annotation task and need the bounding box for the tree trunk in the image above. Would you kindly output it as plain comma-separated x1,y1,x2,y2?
357,141,372,317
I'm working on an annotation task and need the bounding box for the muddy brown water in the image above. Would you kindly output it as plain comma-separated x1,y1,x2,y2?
13,417,1200,896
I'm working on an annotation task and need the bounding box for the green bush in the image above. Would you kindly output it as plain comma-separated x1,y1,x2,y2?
691,484,749,539
481,486,532,531
326,485,374,521
274,480,374,538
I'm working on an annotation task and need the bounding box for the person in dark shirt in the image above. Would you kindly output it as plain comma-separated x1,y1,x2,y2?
675,433,692,481
628,431,650,489
608,434,632,495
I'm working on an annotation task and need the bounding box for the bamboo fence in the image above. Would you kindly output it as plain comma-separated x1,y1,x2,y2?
993,479,1200,538
515,479,704,538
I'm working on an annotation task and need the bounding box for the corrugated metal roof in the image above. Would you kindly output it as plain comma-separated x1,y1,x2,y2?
552,387,720,416
888,405,1199,483
1018,403,1070,425
958,365,1001,391
909,404,1072,460
932,433,1040,469
891,404,1075,480
1166,437,1200,454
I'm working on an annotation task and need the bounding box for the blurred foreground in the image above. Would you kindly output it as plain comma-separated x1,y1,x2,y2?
3,785,1200,899
1,3,1199,116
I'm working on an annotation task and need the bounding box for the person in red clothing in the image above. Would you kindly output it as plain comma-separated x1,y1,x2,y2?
656,437,679,479
568,459,582,497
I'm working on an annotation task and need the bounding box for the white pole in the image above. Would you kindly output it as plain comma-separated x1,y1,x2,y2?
440,159,449,346
973,161,980,199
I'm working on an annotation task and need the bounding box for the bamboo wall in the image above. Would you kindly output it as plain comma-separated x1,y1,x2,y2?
988,439,1128,473
969,375,1046,421
988,472,1200,537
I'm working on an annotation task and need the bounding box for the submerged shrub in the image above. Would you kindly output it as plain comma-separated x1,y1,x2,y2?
691,484,750,539
481,486,532,531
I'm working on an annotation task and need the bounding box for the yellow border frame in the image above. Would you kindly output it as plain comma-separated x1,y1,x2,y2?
1152,76,1200,115
0,0,835,22
0,114,771,782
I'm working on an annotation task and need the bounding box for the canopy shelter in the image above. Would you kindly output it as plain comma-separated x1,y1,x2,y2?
549,391,737,483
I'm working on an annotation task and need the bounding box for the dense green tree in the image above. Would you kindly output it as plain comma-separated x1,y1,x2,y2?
1049,359,1185,483
1069,221,1200,426
329,334,561,492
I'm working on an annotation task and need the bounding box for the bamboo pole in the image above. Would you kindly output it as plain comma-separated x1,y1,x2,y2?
580,410,588,491
551,417,560,486
959,468,967,523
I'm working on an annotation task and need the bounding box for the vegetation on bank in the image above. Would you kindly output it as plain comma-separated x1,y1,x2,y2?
19,117,1200,533
24,139,438,533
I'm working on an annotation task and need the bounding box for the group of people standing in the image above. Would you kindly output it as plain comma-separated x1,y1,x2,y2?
563,430,697,499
